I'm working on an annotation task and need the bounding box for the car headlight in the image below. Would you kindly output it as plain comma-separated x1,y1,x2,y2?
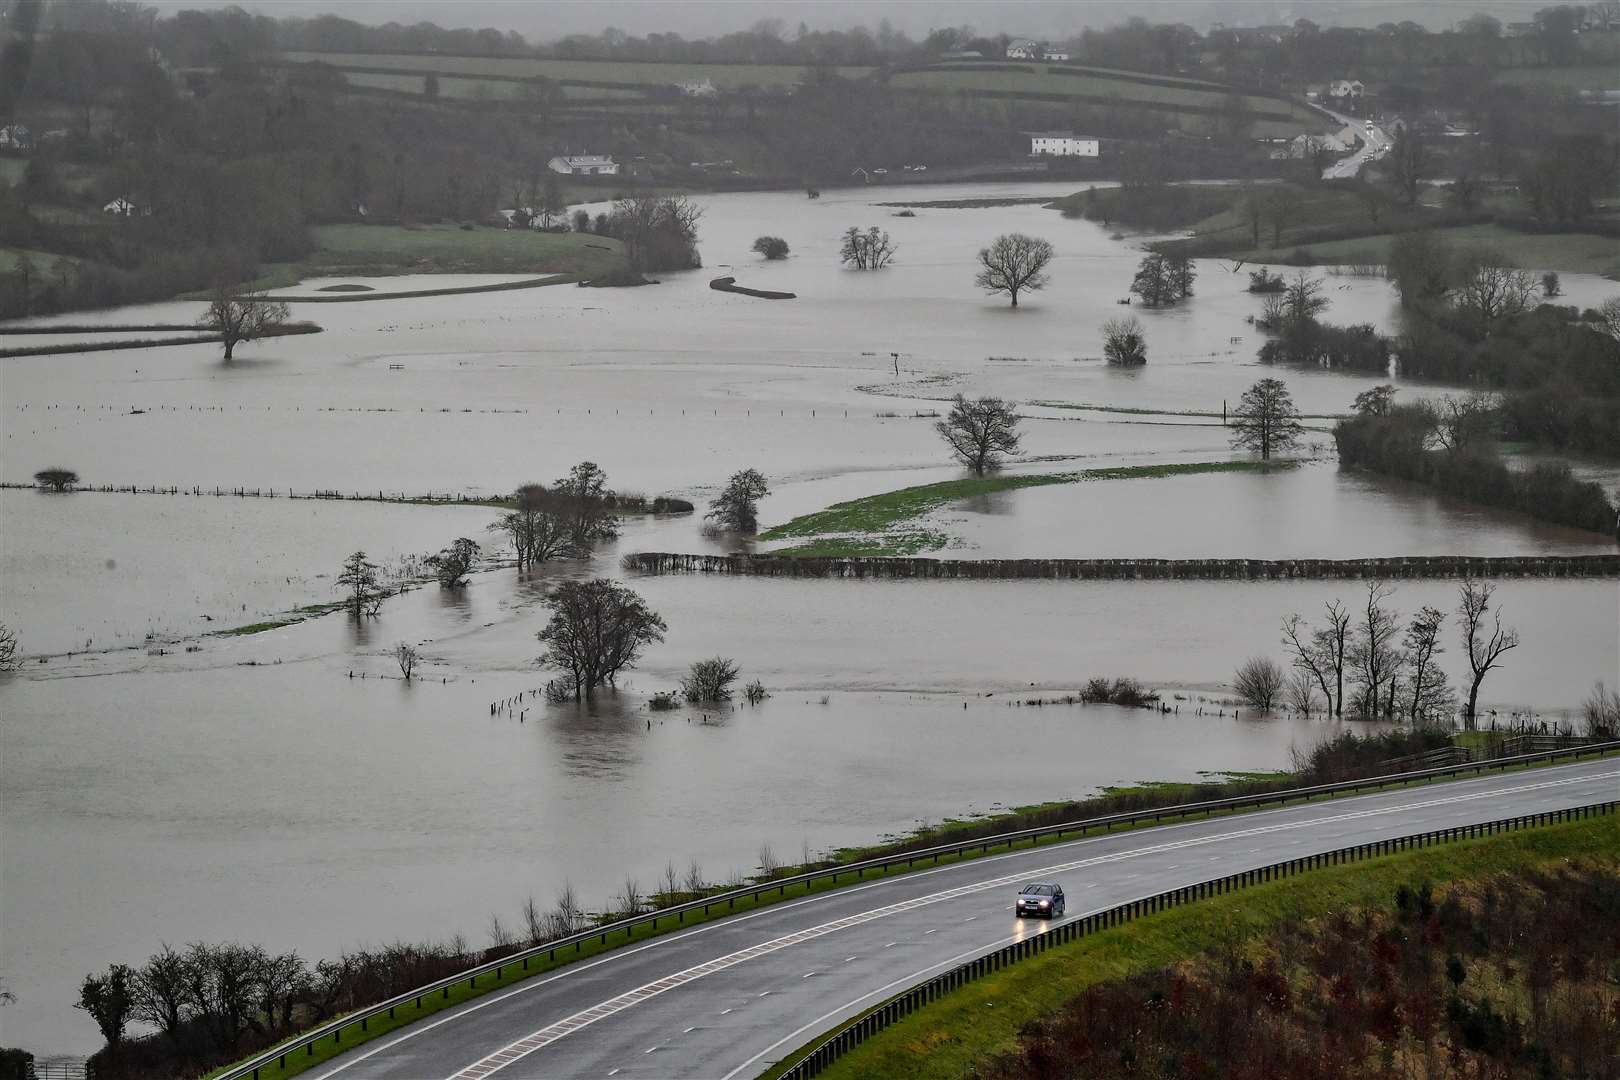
1039,899,1049,907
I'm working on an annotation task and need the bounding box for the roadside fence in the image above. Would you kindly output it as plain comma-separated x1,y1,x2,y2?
212,740,1619,1080
777,800,1620,1080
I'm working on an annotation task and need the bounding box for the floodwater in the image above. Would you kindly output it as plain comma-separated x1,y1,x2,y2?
2,180,1617,1055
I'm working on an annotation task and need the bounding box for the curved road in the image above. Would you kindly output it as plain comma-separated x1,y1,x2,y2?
312,760,1616,1080
1320,106,1388,179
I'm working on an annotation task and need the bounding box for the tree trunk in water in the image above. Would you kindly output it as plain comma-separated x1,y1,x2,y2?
1010,290,1019,308
223,338,235,360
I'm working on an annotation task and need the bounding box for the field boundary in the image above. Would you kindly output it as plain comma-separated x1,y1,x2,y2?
208,743,1619,1080
771,800,1619,1080
624,551,1620,580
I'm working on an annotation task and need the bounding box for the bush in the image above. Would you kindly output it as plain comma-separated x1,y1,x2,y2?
682,657,740,703
1585,682,1620,739
1080,677,1159,707
1234,656,1285,711
751,236,790,260
648,691,680,711
743,679,769,705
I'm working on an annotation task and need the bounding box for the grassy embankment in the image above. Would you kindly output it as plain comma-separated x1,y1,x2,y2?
886,62,1330,140
203,750,1609,1080
778,812,1620,1080
758,460,1292,557
277,51,874,89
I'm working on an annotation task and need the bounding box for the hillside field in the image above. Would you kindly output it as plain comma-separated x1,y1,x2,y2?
278,51,873,89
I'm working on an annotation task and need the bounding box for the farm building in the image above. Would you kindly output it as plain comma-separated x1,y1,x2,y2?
103,197,147,216
1028,132,1099,157
547,154,619,176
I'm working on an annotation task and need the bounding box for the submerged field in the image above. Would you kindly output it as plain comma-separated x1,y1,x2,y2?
3,180,1616,1058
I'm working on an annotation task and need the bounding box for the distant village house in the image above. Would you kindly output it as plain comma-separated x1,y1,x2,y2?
103,197,147,216
1028,132,1099,157
0,124,33,152
1006,39,1070,61
547,154,619,177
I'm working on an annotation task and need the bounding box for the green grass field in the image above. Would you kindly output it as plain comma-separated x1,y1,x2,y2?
760,460,1289,557
341,71,646,101
1238,222,1620,279
790,812,1620,1080
0,157,26,187
887,63,1329,137
1493,65,1620,91
266,223,625,281
279,51,872,88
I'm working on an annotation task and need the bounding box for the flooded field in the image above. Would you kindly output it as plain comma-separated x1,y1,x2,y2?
2,180,1617,1055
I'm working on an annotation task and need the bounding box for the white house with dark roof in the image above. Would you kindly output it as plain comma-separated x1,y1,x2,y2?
547,154,619,176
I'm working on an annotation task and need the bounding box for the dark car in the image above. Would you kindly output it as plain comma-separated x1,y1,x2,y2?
1015,881,1066,918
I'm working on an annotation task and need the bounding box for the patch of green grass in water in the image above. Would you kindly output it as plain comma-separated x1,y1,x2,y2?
777,814,1620,1080
760,460,1292,555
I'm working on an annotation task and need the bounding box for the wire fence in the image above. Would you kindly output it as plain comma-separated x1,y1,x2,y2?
777,800,1619,1080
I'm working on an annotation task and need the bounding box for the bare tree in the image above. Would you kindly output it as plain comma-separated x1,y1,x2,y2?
1282,601,1352,716
487,913,515,951
615,877,643,918
393,642,419,680
935,394,1022,474
0,622,17,670
33,467,79,492
491,483,570,571
707,468,770,533
974,233,1054,308
1457,580,1521,726
1285,668,1319,714
839,226,896,269
546,883,585,938
1383,125,1428,206
336,551,383,617
1234,657,1285,711
1229,378,1303,460
1350,580,1404,718
610,195,703,273
1281,271,1330,329
132,945,190,1049
757,842,782,879
1453,251,1538,331
1403,605,1455,723
520,895,545,945
1433,394,1498,456
1595,297,1620,341
1102,316,1147,366
201,286,289,361
536,579,666,699
684,860,705,895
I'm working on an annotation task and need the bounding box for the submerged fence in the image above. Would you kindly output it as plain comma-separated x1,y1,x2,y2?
625,551,1620,581
210,742,1619,1080
776,800,1620,1080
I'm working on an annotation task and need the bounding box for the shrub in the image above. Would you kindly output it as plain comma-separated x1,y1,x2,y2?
1585,682,1620,739
751,236,790,260
1080,677,1159,707
1234,656,1285,711
743,679,769,705
33,466,79,491
682,657,740,703
648,691,680,711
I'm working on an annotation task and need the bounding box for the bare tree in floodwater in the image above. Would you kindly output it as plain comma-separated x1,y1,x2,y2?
535,578,665,700
936,394,1022,475
491,483,570,571
394,642,419,680
34,467,79,492
1458,579,1520,726
1282,600,1352,716
974,233,1053,308
336,551,383,617
201,285,288,360
0,622,18,670
1230,377,1303,460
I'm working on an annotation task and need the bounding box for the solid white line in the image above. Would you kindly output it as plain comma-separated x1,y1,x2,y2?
842,956,857,962
683,1026,695,1033
801,972,816,979
306,763,1613,1079
719,1009,732,1015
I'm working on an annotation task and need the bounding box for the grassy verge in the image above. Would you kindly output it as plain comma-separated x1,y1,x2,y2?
206,751,1611,1080
761,460,1291,556
1232,222,1620,279
779,813,1620,1080
216,602,348,637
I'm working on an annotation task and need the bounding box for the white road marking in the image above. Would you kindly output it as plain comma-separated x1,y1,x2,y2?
963,916,977,922
842,956,857,963
923,928,937,934
883,942,896,948
801,972,816,979
303,764,1613,1080
683,1026,695,1033
719,1009,732,1015
607,1070,619,1076
643,1046,658,1054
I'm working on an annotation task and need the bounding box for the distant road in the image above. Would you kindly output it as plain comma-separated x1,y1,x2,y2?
1321,105,1388,180
312,760,1617,1080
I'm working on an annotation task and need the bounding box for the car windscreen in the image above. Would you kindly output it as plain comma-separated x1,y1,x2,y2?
1022,884,1053,895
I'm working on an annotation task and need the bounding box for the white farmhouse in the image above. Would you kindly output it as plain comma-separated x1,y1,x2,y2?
547,154,619,177
1007,40,1069,61
1028,132,1100,157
